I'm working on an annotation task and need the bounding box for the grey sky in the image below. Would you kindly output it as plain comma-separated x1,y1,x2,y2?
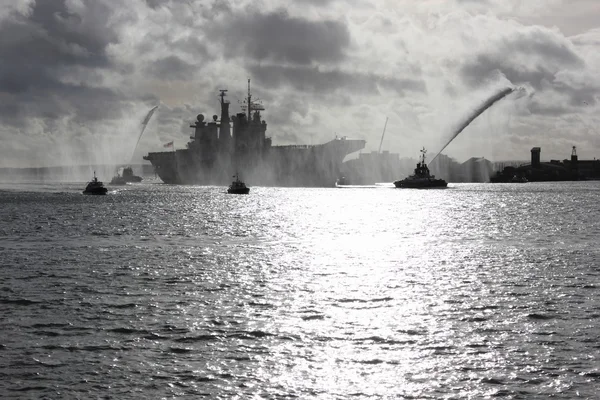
0,0,598,167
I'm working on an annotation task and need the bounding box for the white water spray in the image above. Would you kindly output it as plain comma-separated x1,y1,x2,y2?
431,87,519,163
130,105,158,163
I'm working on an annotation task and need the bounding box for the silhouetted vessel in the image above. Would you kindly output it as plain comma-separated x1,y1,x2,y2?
143,80,366,187
335,176,350,186
510,175,528,183
227,173,250,194
110,176,126,185
83,172,108,195
394,148,448,189
110,166,142,185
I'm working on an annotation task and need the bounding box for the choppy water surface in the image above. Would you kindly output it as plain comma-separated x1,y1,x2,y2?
1,182,599,399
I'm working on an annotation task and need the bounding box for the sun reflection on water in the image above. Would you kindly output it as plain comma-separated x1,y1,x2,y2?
1,182,600,397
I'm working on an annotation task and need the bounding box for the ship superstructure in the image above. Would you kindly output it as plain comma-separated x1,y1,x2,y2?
144,80,365,186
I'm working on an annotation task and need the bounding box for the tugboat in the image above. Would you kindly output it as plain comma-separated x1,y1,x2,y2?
227,173,250,194
393,148,448,189
121,166,142,182
110,171,126,185
335,176,350,187
83,172,108,195
110,166,142,185
510,175,528,183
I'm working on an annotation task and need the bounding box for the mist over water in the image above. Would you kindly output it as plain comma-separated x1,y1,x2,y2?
0,106,161,184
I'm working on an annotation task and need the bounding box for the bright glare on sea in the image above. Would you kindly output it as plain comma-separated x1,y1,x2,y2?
1,181,599,399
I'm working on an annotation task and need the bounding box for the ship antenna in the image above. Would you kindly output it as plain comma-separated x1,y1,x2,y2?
219,89,228,105
378,117,388,153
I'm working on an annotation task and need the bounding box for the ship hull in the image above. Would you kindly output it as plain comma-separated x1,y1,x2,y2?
145,138,365,187
228,187,250,194
393,178,448,188
83,189,108,195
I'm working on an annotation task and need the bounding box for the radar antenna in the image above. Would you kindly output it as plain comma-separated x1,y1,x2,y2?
219,89,229,104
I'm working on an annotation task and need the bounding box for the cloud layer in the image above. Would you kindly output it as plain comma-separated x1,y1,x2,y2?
0,0,599,167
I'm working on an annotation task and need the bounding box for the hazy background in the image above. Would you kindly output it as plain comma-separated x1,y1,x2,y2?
1,0,599,169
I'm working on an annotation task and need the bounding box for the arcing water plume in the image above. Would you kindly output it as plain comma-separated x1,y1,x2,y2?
130,105,159,163
430,87,517,164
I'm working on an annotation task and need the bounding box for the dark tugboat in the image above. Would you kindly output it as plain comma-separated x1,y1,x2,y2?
335,176,350,187
110,166,142,185
393,148,448,189
110,172,126,185
83,172,108,195
227,173,250,194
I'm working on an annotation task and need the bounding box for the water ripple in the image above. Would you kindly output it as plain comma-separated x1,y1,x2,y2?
1,182,600,398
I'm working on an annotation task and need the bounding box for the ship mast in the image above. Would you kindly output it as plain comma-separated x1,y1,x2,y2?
219,89,228,106
240,78,264,120
247,78,252,121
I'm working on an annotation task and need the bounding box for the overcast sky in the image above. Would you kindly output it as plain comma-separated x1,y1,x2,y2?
1,0,599,167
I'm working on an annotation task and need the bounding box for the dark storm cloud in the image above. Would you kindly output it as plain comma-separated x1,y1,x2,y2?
147,104,203,140
458,28,589,114
172,36,209,56
207,10,350,65
297,0,337,4
553,80,598,107
136,32,208,73
511,33,582,66
145,0,164,9
460,30,583,89
276,130,301,144
144,55,197,81
29,0,119,65
249,65,425,96
0,83,123,129
527,100,575,116
461,40,584,85
0,0,126,127
460,54,553,89
258,95,312,127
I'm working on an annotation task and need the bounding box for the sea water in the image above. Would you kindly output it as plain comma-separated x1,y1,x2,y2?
0,181,599,399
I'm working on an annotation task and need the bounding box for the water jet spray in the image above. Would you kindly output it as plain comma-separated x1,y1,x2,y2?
130,105,159,163
430,87,516,164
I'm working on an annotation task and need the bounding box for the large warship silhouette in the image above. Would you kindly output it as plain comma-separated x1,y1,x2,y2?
143,80,366,186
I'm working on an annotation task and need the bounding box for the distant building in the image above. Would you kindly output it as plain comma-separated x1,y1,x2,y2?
531,147,541,167
491,146,600,182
